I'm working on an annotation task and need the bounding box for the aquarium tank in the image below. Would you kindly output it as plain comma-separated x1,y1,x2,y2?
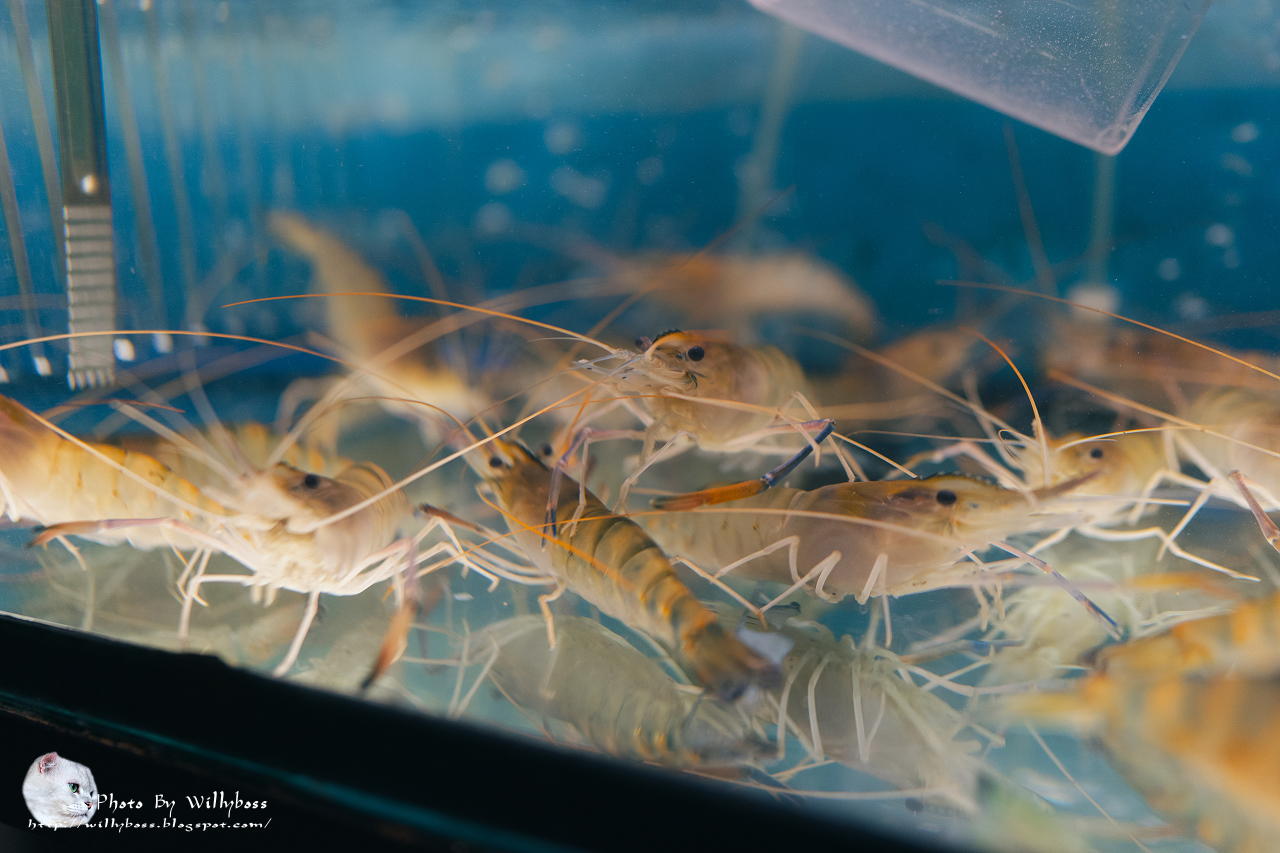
0,0,1278,850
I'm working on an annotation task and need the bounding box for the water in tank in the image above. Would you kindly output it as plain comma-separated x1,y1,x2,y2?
0,1,1277,849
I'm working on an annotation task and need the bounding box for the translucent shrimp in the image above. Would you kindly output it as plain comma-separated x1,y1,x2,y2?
763,617,985,811
1042,309,1280,410
894,330,1246,578
957,282,1280,557
604,251,879,344
460,615,767,767
976,535,1237,688
645,473,1113,636
1049,376,1280,564
462,436,779,700
269,210,489,440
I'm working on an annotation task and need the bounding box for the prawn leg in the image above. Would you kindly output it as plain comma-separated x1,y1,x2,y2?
652,421,836,512
546,427,647,536
273,590,322,677
537,582,567,649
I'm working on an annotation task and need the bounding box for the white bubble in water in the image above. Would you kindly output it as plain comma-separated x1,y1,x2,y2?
113,338,136,362
448,24,478,53
1205,223,1234,246
1175,293,1210,321
531,25,565,52
1065,282,1119,318
484,159,526,195
550,166,608,209
1232,121,1260,143
31,355,51,377
475,201,512,234
544,122,580,154
636,157,664,185
1157,258,1182,281
1222,152,1253,177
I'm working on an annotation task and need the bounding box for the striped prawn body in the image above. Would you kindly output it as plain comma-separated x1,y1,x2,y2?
0,394,226,551
472,437,778,700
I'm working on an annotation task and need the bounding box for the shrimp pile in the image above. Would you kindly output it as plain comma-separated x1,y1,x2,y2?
5,212,1280,853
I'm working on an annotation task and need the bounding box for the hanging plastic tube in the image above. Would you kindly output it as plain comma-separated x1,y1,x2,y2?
748,0,1211,154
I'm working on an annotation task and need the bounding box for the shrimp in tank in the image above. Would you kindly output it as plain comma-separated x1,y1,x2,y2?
975,535,1238,688
555,328,840,517
1013,635,1280,853
458,435,779,700
22,392,433,677
0,393,225,553
269,211,489,441
646,472,1115,638
459,615,767,767
601,251,879,345
762,616,986,811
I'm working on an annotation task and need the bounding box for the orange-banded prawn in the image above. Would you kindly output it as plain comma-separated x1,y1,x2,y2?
457,435,780,701
1013,660,1280,852
645,472,1120,641
1094,588,1280,680
455,614,768,767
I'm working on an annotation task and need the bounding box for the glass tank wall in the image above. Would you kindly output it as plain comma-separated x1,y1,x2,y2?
2,1,1280,850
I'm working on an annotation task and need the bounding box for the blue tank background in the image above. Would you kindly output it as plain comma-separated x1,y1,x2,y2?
0,0,1278,386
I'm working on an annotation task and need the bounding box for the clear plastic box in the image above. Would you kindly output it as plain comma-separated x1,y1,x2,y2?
749,0,1211,154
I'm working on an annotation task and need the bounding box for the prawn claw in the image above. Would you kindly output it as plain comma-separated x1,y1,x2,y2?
653,479,766,511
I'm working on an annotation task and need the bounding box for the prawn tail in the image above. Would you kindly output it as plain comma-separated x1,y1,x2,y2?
678,619,781,701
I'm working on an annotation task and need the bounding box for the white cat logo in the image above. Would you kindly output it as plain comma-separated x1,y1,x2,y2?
22,752,97,827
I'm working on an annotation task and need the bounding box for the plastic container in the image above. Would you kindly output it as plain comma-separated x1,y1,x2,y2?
748,0,1211,154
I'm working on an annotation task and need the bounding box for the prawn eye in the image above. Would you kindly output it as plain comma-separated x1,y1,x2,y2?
68,783,78,794
635,336,653,350
489,456,504,468
1090,447,1105,460
686,345,705,362
935,489,957,506
303,473,321,489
